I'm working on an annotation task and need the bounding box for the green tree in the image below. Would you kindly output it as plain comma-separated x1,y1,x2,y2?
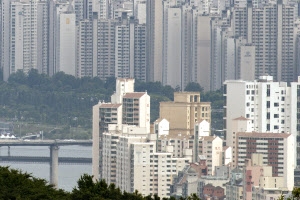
0,166,70,200
72,174,201,200
184,82,204,93
278,188,300,200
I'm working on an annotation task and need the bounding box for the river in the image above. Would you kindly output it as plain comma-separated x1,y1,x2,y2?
0,145,92,191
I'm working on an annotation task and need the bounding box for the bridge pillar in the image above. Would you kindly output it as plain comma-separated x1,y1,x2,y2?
50,145,59,187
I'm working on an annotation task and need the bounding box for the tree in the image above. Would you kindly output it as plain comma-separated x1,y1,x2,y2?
72,174,201,200
0,166,70,200
277,188,300,200
184,82,204,93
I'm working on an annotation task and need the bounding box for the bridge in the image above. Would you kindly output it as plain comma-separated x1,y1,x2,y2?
0,139,92,146
0,156,92,164
0,139,92,187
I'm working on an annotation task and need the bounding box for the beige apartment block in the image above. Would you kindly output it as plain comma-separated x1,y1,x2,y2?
160,92,211,135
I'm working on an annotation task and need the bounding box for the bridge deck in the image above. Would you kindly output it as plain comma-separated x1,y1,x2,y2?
0,156,92,164
0,140,92,146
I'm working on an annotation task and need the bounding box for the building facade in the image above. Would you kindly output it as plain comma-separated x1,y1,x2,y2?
160,92,211,135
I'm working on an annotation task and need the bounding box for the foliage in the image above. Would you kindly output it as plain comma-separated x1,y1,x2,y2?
277,187,300,200
0,166,70,199
184,82,204,93
284,187,300,200
0,70,224,135
1,70,109,128
72,174,201,200
0,165,201,200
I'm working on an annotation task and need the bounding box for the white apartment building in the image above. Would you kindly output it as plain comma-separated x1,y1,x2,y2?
194,136,223,175
122,92,150,132
101,128,190,198
11,0,37,73
115,23,134,78
162,5,181,88
74,0,93,25
115,19,147,81
146,0,163,82
133,0,146,24
92,78,150,179
111,78,135,104
153,118,170,136
77,19,94,77
224,76,300,149
36,1,48,74
95,19,117,79
48,0,70,76
59,10,76,76
157,134,194,158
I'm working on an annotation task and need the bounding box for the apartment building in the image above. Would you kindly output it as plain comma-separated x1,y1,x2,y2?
160,92,211,135
194,136,223,175
232,131,294,190
11,0,38,74
59,9,76,76
225,168,244,200
226,153,291,199
232,1,296,82
224,76,300,148
122,92,150,133
92,78,150,180
100,125,190,198
242,154,274,199
146,0,163,83
115,19,147,81
77,19,93,77
157,134,194,158
162,4,182,88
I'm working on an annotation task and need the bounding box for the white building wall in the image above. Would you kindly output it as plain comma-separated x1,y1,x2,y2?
224,81,248,147
284,134,295,190
10,0,38,74
146,0,163,82
154,119,170,136
111,78,135,104
138,93,151,133
224,37,236,81
211,137,223,175
162,7,182,88
134,1,146,24
197,120,210,136
59,13,76,76
224,77,299,148
196,16,211,91
239,45,255,81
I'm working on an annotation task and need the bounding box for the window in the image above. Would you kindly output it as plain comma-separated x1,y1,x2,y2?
267,101,270,108
267,89,270,97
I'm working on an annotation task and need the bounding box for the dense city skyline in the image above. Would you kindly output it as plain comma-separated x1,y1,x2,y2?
1,0,299,91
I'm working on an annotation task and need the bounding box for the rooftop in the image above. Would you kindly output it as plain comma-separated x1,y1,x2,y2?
123,92,146,98
237,132,291,138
